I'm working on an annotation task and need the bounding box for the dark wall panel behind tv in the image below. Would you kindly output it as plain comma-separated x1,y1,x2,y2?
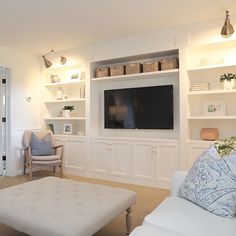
104,85,173,130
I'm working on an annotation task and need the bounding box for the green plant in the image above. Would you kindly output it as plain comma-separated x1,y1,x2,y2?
63,105,74,111
220,73,236,82
214,136,236,157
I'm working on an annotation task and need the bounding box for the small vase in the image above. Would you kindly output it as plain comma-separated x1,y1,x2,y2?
223,79,235,90
56,87,63,100
63,110,71,118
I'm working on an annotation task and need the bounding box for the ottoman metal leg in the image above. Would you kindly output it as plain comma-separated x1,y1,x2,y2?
126,207,132,235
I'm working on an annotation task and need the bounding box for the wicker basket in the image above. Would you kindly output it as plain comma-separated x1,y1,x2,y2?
125,62,142,74
143,61,160,72
95,67,110,78
110,64,125,76
160,57,179,70
200,128,219,141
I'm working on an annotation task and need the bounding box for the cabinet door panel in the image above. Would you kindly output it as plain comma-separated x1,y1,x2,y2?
91,140,110,174
111,141,130,176
65,139,86,171
156,143,179,182
188,143,210,168
132,142,155,180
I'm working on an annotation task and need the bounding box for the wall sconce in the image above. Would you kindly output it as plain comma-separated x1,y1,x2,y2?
221,10,234,37
42,50,67,68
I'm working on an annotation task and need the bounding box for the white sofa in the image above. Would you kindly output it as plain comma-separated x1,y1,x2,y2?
130,171,236,236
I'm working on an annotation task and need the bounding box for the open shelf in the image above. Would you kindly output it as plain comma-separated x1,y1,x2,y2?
44,117,86,121
91,69,179,82
44,98,85,103
187,63,236,72
45,79,85,87
188,116,236,120
187,89,236,95
188,139,214,144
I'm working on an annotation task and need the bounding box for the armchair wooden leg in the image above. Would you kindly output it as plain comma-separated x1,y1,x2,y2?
126,207,132,235
29,165,32,180
60,163,63,178
53,166,56,174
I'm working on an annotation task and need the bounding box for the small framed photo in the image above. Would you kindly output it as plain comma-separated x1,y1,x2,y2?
203,100,225,116
63,123,72,134
69,70,81,80
47,123,54,134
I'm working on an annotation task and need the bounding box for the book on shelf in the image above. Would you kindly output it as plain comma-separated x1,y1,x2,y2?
190,82,209,91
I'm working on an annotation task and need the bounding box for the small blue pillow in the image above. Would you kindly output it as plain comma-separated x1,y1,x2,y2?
178,145,236,217
31,132,53,156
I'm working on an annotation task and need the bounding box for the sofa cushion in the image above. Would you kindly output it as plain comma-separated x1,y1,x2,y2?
130,225,187,236
144,197,236,236
31,132,53,156
178,144,236,217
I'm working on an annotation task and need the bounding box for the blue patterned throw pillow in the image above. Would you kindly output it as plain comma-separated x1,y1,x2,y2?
178,144,236,217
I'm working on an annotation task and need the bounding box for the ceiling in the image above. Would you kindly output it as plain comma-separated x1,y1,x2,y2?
0,0,235,55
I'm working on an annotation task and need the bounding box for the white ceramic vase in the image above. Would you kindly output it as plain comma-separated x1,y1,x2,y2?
63,110,71,118
223,79,235,90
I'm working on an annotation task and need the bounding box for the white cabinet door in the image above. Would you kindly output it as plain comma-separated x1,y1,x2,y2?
132,141,156,180
91,140,110,174
110,141,130,177
65,138,86,171
156,142,179,183
188,142,211,168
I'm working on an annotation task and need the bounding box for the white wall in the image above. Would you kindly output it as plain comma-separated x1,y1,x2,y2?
0,45,42,175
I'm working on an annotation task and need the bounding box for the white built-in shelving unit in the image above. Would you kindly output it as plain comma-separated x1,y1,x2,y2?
187,39,236,165
89,49,180,188
43,65,86,136
91,69,179,82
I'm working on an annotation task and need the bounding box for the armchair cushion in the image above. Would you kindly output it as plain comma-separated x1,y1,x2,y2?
178,145,236,218
32,155,60,161
31,132,53,156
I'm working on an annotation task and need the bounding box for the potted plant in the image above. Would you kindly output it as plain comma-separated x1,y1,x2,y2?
220,73,236,90
62,105,74,118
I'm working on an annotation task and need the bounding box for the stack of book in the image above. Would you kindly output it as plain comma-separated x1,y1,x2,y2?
191,82,209,91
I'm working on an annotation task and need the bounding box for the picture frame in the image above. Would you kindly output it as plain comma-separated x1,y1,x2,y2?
47,123,54,134
203,100,225,116
63,123,72,134
69,70,81,80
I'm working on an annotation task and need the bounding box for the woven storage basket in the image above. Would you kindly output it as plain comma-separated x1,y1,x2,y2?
200,128,219,141
125,62,142,74
95,67,110,78
143,60,160,72
160,57,179,70
110,64,125,76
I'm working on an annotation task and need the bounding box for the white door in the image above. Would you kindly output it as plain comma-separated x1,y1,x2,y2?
132,141,156,180
110,140,130,177
91,139,110,174
0,67,9,176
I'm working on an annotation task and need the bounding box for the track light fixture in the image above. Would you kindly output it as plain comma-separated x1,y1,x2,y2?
42,50,67,68
221,10,234,37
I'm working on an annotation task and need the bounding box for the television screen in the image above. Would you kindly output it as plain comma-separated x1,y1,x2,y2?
104,85,173,129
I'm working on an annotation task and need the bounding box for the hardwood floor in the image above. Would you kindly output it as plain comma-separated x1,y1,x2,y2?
0,171,170,236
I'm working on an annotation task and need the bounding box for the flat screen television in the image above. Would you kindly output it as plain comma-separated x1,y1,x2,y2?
104,85,173,129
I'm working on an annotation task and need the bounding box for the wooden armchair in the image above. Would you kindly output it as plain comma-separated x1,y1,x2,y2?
23,130,63,179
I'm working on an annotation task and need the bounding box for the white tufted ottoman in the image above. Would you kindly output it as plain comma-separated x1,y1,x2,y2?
0,177,136,236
